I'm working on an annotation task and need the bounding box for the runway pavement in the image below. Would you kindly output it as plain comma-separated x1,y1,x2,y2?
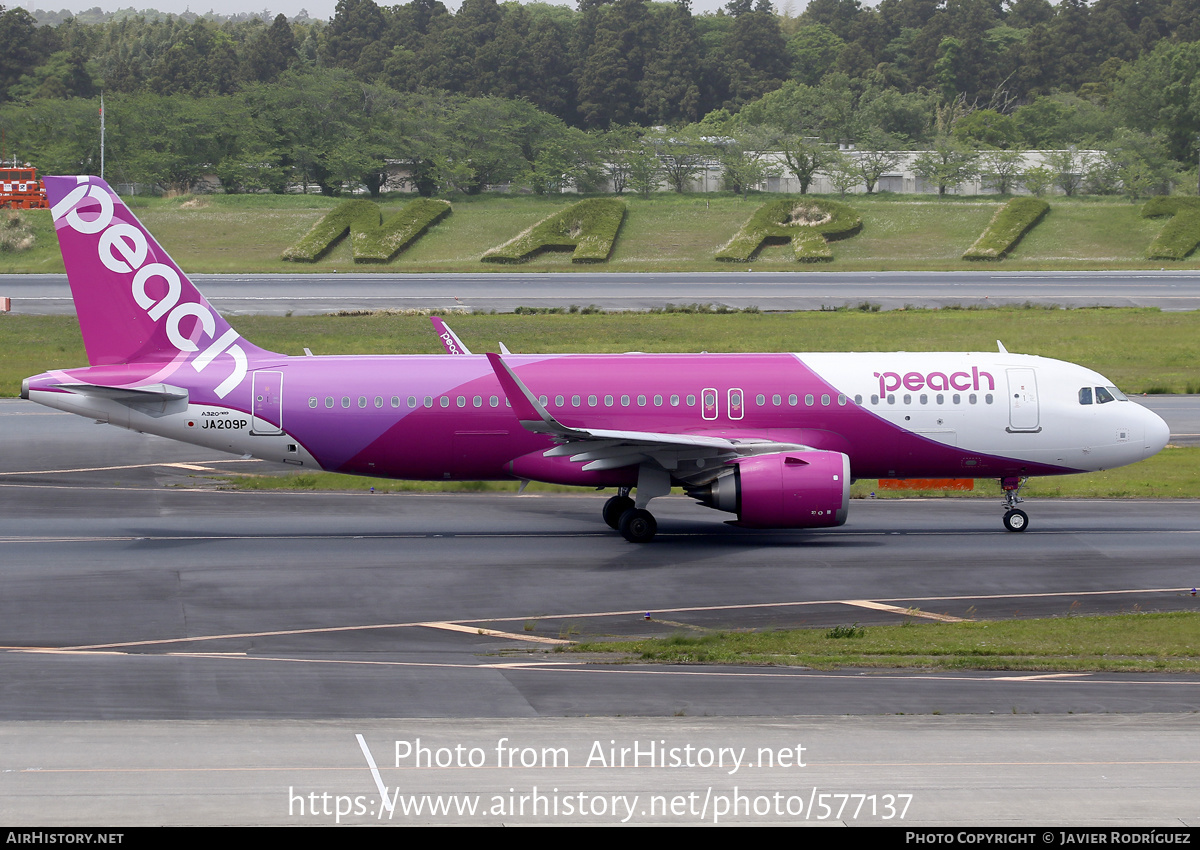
2,399,1198,825
5,269,1200,314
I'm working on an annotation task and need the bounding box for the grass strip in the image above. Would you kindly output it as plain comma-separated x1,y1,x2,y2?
211,445,1199,498
7,307,1200,398
568,612,1200,673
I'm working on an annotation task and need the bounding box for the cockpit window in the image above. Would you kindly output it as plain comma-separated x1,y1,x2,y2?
1078,387,1093,405
1095,386,1115,404
1107,386,1128,401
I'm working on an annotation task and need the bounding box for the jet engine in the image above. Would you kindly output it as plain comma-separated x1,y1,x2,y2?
685,451,850,529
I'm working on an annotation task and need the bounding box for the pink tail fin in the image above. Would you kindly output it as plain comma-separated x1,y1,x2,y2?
45,176,272,398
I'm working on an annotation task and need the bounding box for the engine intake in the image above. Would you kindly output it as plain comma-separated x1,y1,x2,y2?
686,451,850,529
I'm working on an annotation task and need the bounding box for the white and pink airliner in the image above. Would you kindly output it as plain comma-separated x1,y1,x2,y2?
22,176,1170,541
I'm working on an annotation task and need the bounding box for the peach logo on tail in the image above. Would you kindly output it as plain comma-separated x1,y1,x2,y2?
438,331,464,355
51,178,247,398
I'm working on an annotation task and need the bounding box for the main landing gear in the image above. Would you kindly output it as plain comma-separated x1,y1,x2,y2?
603,466,672,543
1001,476,1029,532
602,488,658,543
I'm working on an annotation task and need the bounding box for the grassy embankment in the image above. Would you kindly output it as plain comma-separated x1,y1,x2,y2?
4,308,1197,496
2,191,1194,274
565,612,1200,673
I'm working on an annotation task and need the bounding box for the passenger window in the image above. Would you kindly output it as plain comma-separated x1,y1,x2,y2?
605,395,614,407
789,394,798,406
375,396,384,409
554,395,564,407
539,395,548,407
919,394,928,405
969,394,977,404
490,396,499,407
325,397,334,409
670,394,680,406
869,394,878,405
391,396,401,408
837,395,846,405
588,394,598,406
821,394,830,406
308,397,317,409
408,396,417,408
473,396,482,408
936,394,944,404
358,396,367,409
653,394,662,406
341,397,350,409
621,395,630,406
903,394,911,404
457,396,466,408
772,394,781,406
440,397,450,408
805,394,814,406
572,395,581,407
985,393,993,404
424,396,433,408
637,394,646,406
756,394,766,405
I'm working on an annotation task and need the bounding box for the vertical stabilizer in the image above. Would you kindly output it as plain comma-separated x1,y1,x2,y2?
45,176,272,398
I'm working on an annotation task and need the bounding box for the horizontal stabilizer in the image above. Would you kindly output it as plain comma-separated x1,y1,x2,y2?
54,382,189,403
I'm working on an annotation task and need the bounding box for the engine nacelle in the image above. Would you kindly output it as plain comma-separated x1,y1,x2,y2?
687,451,850,529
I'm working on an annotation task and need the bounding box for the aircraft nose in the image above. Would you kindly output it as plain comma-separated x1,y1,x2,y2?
1142,406,1170,458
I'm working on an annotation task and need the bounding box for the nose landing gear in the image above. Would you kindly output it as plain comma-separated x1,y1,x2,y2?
1001,476,1029,532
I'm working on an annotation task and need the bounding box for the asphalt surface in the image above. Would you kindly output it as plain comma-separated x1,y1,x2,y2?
5,269,1200,314
2,397,1198,824
1,395,1197,721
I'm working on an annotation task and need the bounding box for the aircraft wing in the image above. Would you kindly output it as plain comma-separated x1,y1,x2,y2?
487,353,807,472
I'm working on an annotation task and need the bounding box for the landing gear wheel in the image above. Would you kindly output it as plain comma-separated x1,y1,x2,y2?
1003,509,1029,532
602,495,635,530
618,508,657,543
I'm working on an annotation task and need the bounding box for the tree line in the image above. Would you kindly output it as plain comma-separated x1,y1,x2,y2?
1,0,1198,196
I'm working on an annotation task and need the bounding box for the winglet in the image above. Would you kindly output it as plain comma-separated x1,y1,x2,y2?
997,340,1009,354
486,353,576,437
431,316,472,355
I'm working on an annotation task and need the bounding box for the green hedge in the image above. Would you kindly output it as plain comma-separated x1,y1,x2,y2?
282,197,452,263
482,198,626,263
1142,197,1200,260
962,197,1049,260
715,199,862,262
